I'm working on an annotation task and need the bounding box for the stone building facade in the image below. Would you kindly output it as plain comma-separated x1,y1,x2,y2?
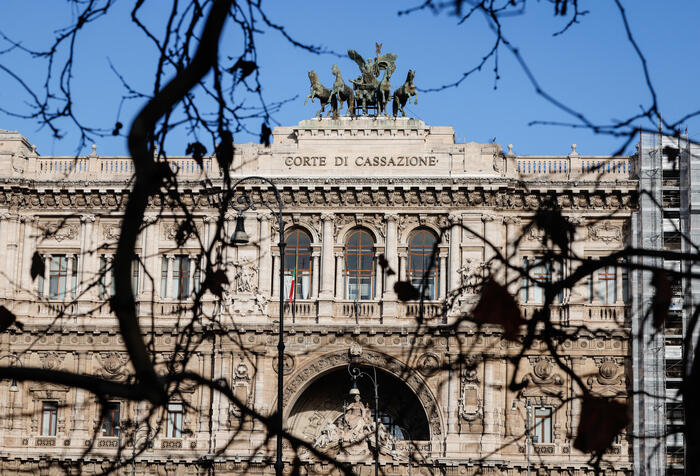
0,118,636,475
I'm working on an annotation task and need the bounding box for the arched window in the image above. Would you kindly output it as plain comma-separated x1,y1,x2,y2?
284,229,313,300
408,229,438,300
345,229,375,300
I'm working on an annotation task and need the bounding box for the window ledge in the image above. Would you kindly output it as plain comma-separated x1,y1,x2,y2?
97,438,119,448
161,438,183,449
35,437,57,447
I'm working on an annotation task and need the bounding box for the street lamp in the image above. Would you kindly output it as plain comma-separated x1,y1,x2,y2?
0,354,22,393
228,176,285,476
393,426,413,476
348,365,380,476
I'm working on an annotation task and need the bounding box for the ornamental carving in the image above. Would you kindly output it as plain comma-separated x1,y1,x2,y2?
588,357,626,387
162,221,201,241
38,352,65,371
282,349,442,437
527,357,562,386
457,258,483,294
272,354,295,375
95,352,129,381
416,353,440,377
233,258,258,294
312,391,401,460
0,187,636,213
459,355,482,422
42,223,79,242
588,222,622,243
102,224,120,240
289,214,320,238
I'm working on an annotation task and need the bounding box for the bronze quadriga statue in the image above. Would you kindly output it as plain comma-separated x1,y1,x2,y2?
305,43,417,119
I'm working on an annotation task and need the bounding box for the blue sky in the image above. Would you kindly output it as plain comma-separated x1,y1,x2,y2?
0,1,698,156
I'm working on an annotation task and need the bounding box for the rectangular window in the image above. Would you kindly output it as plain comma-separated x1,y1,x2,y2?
49,256,70,300
131,258,140,295
41,401,58,436
101,402,120,437
534,407,553,444
531,261,552,305
166,403,183,438
100,257,139,298
598,266,617,304
172,256,190,300
39,255,78,300
161,256,197,300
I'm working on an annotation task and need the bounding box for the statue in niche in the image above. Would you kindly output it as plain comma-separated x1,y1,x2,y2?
457,258,482,293
233,259,257,294
313,385,401,459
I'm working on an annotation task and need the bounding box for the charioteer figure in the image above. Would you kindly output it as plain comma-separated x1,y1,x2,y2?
305,43,417,118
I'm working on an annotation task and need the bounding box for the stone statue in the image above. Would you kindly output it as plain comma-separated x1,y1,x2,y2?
312,386,400,459
329,64,355,117
343,393,373,443
392,69,417,117
305,70,332,118
314,419,341,448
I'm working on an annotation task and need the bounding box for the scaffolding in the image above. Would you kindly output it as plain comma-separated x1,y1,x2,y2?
633,129,700,475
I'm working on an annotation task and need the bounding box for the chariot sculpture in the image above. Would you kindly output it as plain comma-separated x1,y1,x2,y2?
305,43,418,119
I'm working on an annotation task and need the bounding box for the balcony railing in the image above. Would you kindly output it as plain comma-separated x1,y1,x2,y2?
33,156,213,180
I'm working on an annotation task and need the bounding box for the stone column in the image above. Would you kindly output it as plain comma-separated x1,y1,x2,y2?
448,213,461,292
165,254,174,299
105,254,114,297
312,254,320,298
373,251,382,299
43,254,51,298
439,254,447,299
257,213,272,296
4,215,19,296
188,254,196,298
141,215,158,299
335,252,344,299
383,214,398,301
504,217,522,296
0,213,11,297
399,254,407,281
482,214,502,281
66,254,75,300
615,264,623,304
481,355,499,453
319,213,335,299
72,352,86,434
568,216,586,305
271,254,279,297
18,215,34,293
80,214,97,300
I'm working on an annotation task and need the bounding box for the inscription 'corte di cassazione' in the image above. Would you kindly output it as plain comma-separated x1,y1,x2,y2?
284,156,438,167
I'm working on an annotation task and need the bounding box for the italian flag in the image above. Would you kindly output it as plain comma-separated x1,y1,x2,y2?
288,267,296,301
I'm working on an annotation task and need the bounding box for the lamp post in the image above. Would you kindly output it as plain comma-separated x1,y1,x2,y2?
393,426,413,476
348,365,379,476
0,354,22,393
228,176,286,476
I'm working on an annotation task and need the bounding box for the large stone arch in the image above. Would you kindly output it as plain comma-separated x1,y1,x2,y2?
280,348,444,439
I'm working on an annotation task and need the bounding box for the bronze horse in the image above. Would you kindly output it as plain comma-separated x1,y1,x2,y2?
376,69,392,117
305,70,332,119
329,64,354,117
392,70,417,117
